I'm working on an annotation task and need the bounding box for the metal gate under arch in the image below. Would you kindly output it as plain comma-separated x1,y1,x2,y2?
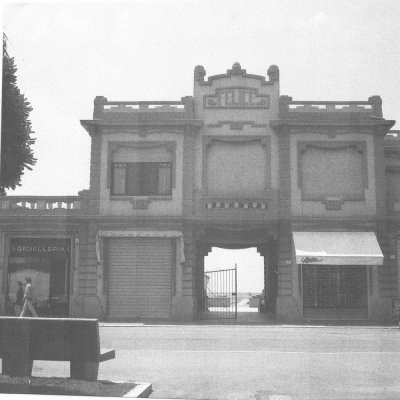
201,266,237,319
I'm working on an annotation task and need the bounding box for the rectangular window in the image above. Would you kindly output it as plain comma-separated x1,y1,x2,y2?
111,162,172,196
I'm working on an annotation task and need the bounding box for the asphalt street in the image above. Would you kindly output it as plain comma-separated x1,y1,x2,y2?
29,323,400,400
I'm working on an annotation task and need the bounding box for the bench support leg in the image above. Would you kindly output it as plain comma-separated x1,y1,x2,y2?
70,361,99,381
2,357,33,377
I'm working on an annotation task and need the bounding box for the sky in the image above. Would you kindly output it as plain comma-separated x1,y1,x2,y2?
205,247,264,293
3,1,400,292
3,0,400,196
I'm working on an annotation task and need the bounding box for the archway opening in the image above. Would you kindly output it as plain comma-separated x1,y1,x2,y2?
204,247,265,314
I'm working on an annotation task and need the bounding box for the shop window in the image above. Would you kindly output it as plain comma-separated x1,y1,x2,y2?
7,238,71,317
302,265,367,309
111,162,172,196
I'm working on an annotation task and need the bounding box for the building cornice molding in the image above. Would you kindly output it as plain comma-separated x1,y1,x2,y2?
80,119,204,136
270,120,395,136
4,214,400,226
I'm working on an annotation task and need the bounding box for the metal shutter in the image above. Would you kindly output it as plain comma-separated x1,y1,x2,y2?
107,238,173,319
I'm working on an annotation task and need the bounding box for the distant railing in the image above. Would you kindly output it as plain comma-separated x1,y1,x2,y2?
0,196,81,212
93,96,194,119
280,95,383,118
203,198,268,210
386,130,400,139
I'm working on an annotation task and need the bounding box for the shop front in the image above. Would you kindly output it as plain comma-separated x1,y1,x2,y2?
293,232,384,320
6,238,71,317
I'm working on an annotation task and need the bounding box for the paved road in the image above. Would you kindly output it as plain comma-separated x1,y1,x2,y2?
31,324,400,399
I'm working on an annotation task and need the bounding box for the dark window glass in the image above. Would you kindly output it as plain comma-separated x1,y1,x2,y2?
126,163,142,195
303,265,367,309
141,163,160,195
112,163,126,195
111,162,172,196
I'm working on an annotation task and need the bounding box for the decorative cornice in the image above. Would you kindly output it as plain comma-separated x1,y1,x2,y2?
204,135,269,146
206,121,268,130
203,87,270,109
204,200,268,210
80,119,203,135
270,120,395,134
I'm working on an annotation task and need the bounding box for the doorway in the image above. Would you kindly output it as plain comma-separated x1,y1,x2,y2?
202,247,272,322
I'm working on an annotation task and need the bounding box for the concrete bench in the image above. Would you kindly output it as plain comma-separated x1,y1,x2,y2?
0,317,115,381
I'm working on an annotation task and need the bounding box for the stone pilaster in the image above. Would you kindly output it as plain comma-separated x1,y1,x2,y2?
278,125,291,217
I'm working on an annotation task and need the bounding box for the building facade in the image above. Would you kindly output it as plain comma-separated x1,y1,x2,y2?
1,62,399,322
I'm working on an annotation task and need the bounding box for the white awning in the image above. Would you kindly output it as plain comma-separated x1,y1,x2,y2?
292,231,384,266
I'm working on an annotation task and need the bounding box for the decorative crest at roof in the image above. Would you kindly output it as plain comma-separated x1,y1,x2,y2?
194,63,279,86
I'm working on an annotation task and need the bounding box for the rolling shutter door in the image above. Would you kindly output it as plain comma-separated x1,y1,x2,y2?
107,238,173,319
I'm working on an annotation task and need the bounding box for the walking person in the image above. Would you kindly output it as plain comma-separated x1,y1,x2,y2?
20,277,38,317
14,281,24,316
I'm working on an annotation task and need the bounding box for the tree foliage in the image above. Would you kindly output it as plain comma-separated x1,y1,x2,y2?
1,34,36,194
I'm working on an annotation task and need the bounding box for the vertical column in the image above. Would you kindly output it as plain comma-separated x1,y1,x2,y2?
70,236,80,316
0,232,6,313
88,129,102,215
374,131,387,216
278,125,291,217
195,241,212,314
74,221,103,319
276,223,303,322
266,239,278,314
369,224,397,322
171,226,197,320
182,127,195,218
175,237,183,297
277,225,292,298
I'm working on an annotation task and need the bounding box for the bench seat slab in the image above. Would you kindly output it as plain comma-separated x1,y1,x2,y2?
2,357,33,377
70,361,99,381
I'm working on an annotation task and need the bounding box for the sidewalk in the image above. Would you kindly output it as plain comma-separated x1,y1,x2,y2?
100,321,399,329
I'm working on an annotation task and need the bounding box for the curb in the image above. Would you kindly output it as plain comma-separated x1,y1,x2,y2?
100,323,399,330
123,382,152,398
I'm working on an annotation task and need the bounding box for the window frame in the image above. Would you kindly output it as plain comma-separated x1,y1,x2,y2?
111,161,173,197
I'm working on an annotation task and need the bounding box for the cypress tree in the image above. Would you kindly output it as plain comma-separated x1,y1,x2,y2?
1,34,36,194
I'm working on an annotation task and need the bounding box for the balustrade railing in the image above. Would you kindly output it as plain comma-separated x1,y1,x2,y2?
386,130,400,139
0,196,81,212
93,96,194,119
279,95,383,119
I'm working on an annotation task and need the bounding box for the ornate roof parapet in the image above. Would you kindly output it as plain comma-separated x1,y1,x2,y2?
194,65,206,82
271,95,395,134
267,65,279,82
194,62,279,86
93,96,108,119
278,95,387,121
230,62,244,76
83,96,203,132
368,95,383,118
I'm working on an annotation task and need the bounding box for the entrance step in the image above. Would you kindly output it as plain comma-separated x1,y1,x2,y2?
199,311,275,324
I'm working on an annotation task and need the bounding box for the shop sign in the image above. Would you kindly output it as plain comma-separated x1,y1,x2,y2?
9,239,71,256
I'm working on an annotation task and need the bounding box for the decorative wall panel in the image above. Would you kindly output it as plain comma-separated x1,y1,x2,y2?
298,142,367,201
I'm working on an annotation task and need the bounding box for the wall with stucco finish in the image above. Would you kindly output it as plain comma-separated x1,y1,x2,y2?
99,131,184,217
290,132,377,217
192,64,280,217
